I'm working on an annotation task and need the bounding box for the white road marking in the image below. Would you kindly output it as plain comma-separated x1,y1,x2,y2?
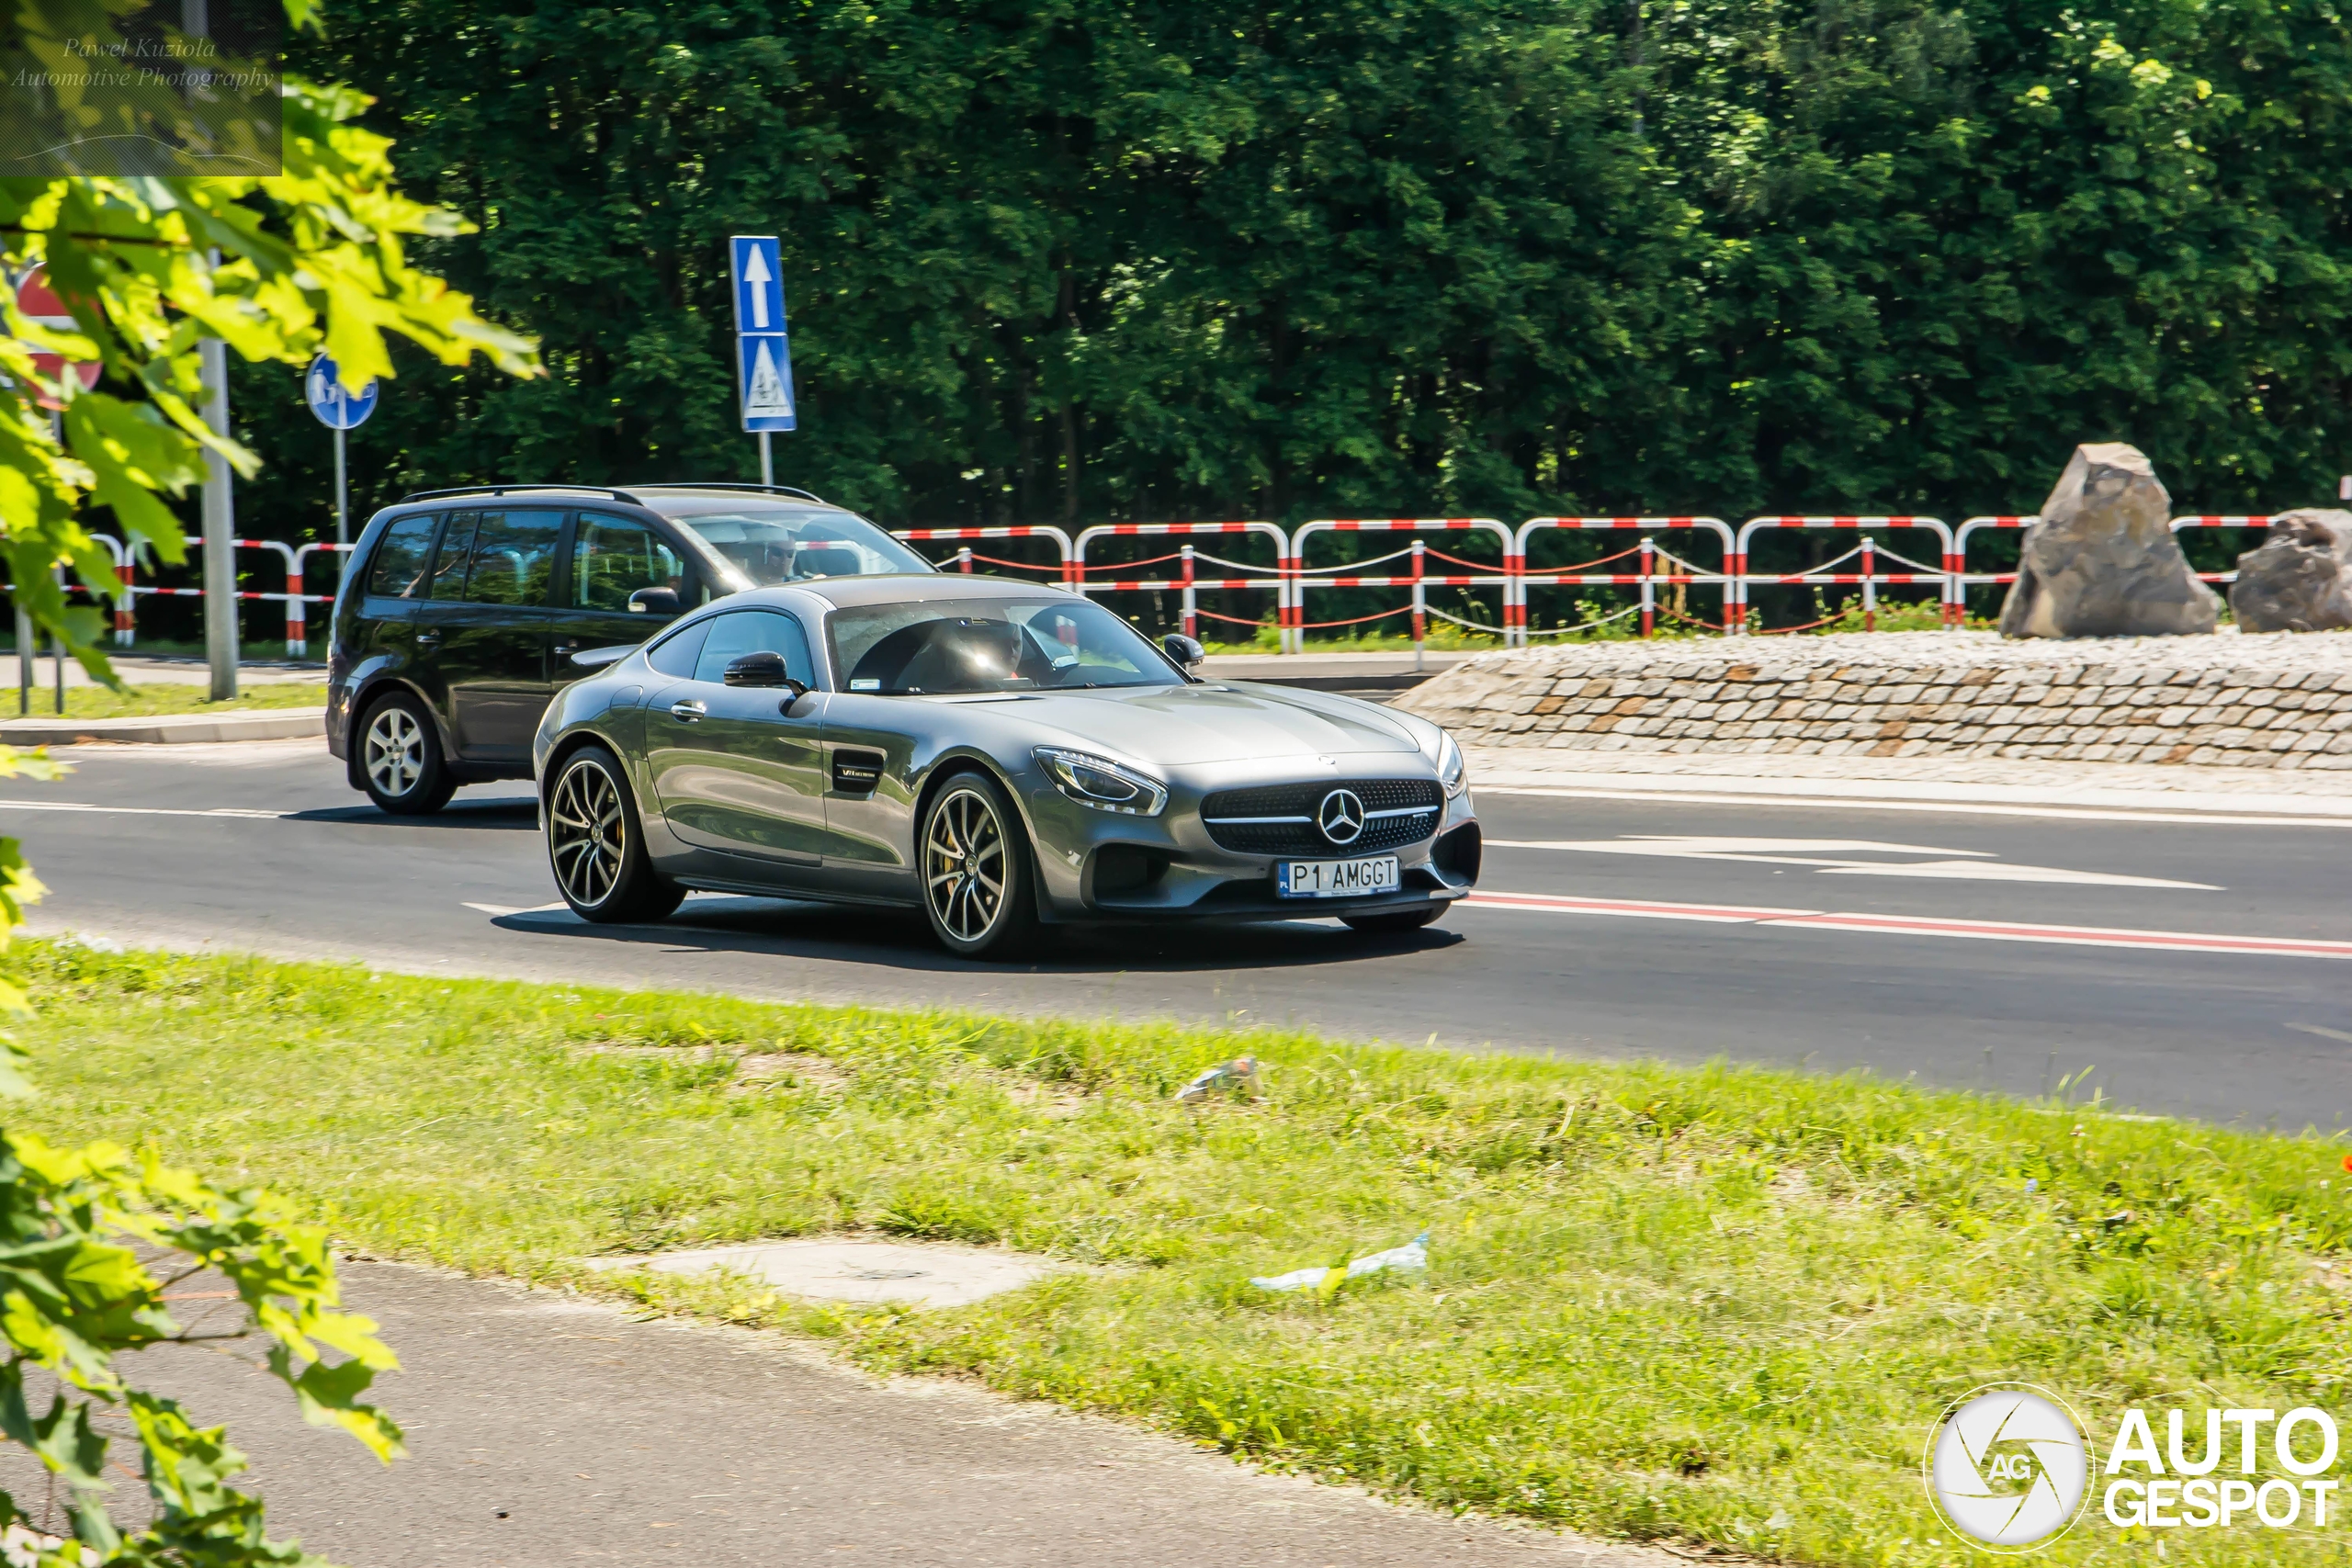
1462,889,2352,960
2288,1022,2352,1045
0,798,287,820
1490,835,2219,890
462,901,570,918
1478,783,2352,829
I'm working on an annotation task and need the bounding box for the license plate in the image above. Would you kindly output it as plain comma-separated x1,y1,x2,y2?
1277,856,1400,898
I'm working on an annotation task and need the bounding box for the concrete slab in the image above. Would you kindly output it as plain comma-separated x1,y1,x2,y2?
587,1236,1074,1308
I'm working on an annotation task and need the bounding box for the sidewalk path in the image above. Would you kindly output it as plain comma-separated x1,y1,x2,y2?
60,1261,1674,1567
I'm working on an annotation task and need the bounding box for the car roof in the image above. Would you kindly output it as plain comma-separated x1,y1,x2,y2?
730,574,1072,611
387,483,851,516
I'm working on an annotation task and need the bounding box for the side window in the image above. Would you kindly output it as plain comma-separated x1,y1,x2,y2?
459,510,563,607
363,513,440,598
573,513,687,612
692,610,815,686
645,619,712,679
426,512,477,599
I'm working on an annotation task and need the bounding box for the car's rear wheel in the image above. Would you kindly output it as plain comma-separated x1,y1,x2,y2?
547,745,685,923
1342,907,1443,935
919,771,1040,959
359,692,457,815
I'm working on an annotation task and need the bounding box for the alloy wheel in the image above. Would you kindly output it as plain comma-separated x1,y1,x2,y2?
549,757,627,908
364,706,425,798
924,784,1006,943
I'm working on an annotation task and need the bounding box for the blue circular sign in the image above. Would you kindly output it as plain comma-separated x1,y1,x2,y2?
304,352,379,430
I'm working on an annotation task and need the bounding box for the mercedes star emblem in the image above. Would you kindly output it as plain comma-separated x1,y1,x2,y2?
1317,787,1366,846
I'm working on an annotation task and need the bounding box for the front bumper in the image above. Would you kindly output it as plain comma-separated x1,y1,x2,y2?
1021,770,1480,924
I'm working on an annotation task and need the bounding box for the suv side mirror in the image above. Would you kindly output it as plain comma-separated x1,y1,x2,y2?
1161,632,1206,672
628,586,682,616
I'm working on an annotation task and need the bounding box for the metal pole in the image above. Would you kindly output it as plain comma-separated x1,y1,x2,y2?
49,566,62,714
200,333,237,701
334,423,348,547
1639,536,1656,639
1411,539,1426,671
759,431,773,488
1181,545,1196,642
13,605,28,716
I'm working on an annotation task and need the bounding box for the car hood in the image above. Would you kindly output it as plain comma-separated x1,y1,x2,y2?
937,681,1426,767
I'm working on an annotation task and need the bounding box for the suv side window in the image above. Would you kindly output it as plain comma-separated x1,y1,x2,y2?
692,610,815,686
573,513,688,611
426,512,478,599
459,510,563,606
364,513,442,598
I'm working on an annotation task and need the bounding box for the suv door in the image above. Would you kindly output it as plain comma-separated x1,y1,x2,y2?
437,508,565,762
644,608,829,866
548,512,698,687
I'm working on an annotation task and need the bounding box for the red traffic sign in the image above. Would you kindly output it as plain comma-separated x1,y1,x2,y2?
14,269,101,410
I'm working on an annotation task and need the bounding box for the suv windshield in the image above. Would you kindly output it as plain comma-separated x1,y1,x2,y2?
651,501,933,587
831,597,1182,694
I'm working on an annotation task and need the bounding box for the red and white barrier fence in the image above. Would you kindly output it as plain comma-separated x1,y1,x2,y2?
1518,517,1738,637
1068,523,1290,646
44,505,2291,658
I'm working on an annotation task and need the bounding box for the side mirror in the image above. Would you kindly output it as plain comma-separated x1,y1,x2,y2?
723,650,791,688
1161,632,1206,672
628,587,682,616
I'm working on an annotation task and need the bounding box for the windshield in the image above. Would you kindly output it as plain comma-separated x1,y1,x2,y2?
830,596,1182,694
656,502,933,587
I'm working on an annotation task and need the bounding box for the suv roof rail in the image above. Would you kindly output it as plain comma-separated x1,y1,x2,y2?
628,481,831,505
396,483,645,504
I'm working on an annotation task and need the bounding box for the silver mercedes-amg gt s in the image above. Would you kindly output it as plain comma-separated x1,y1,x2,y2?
531,573,1481,956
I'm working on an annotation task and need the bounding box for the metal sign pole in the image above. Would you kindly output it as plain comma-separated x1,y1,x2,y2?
200,334,237,701
759,431,773,488
13,606,28,716
335,425,349,546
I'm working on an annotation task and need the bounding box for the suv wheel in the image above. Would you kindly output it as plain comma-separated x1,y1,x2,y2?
546,746,685,923
359,693,458,815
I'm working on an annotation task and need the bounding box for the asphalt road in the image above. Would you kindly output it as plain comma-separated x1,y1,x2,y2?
13,736,2352,1127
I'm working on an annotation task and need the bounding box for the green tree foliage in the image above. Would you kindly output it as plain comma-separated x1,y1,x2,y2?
0,3,536,1557
1,0,536,675
258,0,2352,544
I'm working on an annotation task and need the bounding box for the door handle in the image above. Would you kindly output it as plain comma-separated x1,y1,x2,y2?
669,700,706,722
415,630,440,647
552,641,578,657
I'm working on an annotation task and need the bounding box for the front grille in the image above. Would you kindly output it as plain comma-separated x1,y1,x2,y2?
1199,777,1442,856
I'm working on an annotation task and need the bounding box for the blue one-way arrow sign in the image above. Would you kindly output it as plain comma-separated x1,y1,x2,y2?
730,235,795,434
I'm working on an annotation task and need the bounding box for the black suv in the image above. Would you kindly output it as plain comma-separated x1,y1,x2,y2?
326,483,935,813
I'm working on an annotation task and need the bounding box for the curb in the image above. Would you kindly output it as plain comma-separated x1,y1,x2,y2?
0,707,325,746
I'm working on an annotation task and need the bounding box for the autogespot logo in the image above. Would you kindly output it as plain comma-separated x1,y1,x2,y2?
1924,1384,2092,1551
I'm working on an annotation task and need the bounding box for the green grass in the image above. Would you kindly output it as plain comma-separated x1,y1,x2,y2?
5,682,328,720
15,938,2352,1566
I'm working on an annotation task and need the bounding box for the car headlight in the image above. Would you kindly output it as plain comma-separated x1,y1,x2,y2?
1035,747,1169,816
1436,731,1468,797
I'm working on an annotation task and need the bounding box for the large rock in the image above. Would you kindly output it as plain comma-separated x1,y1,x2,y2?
2230,509,2352,634
1998,443,2221,637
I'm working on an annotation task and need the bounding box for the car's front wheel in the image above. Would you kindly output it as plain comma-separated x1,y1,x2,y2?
546,745,685,924
919,770,1041,959
359,692,457,815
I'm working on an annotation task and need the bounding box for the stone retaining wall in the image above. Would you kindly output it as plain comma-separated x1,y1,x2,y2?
1394,631,2352,769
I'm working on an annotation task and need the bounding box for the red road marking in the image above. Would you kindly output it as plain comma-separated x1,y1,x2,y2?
1461,890,2352,961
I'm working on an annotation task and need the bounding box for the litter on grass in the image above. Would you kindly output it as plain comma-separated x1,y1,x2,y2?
1176,1055,1260,1102
1250,1232,1430,1293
